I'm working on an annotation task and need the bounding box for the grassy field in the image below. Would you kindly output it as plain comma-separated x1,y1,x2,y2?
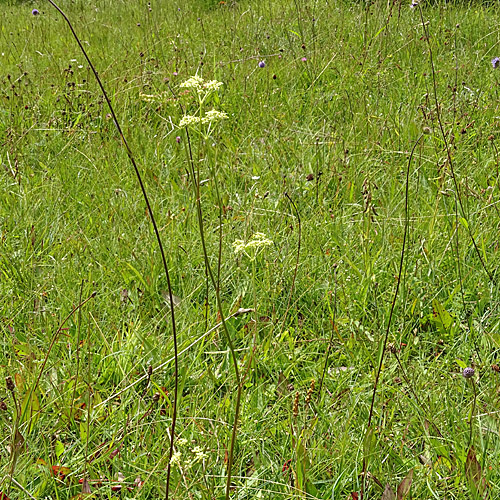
2,0,500,498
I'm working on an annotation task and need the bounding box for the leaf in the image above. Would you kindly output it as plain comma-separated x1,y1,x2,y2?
465,447,486,496
380,484,396,500
20,390,40,433
431,299,453,333
55,440,64,459
14,429,25,451
363,426,376,464
14,373,24,391
276,372,289,397
81,478,92,494
396,469,413,500
296,432,306,492
80,421,88,443
51,465,71,479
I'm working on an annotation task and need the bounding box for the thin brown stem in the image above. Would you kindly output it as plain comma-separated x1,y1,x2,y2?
418,6,495,284
362,135,422,497
44,3,179,498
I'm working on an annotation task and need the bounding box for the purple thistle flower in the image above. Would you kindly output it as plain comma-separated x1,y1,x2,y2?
462,367,475,379
32,8,39,15
492,57,500,69
258,61,266,68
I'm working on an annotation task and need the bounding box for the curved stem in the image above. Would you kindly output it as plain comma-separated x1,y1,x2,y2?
362,135,422,496
45,3,179,498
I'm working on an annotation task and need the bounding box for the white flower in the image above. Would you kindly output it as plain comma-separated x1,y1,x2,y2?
201,109,228,124
170,450,182,466
179,75,223,95
203,80,223,92
245,232,273,249
179,114,202,127
191,446,208,462
233,233,273,259
232,239,246,255
179,75,204,90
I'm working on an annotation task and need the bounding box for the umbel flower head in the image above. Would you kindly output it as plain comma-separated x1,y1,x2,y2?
462,367,475,379
201,109,228,124
233,232,273,260
180,75,223,94
178,110,227,128
178,115,201,128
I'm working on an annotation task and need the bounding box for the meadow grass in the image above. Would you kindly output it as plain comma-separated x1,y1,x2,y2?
2,0,500,498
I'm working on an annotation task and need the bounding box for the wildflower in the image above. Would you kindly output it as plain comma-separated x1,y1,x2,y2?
233,232,273,259
179,115,201,127
410,1,418,8
462,367,475,379
176,136,181,143
201,109,228,124
173,72,178,76
191,446,208,462
492,57,500,69
170,450,182,466
32,8,39,15
301,57,307,62
203,79,223,92
258,61,266,68
180,75,204,90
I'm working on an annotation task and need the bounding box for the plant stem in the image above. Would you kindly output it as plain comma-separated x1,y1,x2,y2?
44,3,180,499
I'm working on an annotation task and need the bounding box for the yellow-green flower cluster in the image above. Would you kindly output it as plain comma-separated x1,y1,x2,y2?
201,109,228,124
180,75,223,94
178,110,228,128
233,232,273,260
179,115,201,128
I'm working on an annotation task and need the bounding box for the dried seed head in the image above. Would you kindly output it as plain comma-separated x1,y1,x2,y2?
293,391,300,418
148,365,153,376
492,364,500,373
152,392,160,403
0,401,7,411
305,379,315,405
6,377,15,392
462,367,475,379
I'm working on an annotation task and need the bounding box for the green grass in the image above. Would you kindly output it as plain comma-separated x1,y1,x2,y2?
2,0,500,498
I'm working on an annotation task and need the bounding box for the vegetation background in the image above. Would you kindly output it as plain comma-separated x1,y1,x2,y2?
2,0,500,498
